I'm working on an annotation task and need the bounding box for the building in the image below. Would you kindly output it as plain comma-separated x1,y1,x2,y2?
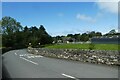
91,36,120,44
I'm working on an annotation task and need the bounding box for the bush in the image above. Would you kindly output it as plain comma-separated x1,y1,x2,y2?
89,43,95,50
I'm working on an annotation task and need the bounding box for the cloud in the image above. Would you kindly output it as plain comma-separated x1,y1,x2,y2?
96,1,118,14
115,28,120,33
97,0,119,2
50,29,84,36
76,14,96,23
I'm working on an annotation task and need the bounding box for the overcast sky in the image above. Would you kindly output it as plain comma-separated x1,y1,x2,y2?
2,2,118,36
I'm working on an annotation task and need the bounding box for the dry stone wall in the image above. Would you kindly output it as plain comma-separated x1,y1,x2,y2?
27,47,119,66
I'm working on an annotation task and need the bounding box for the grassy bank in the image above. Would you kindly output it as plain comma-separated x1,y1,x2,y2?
45,43,119,50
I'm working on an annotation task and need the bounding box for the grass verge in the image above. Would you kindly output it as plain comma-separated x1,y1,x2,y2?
45,43,119,50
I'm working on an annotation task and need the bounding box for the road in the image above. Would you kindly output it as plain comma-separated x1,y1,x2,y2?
0,49,2,80
2,49,118,79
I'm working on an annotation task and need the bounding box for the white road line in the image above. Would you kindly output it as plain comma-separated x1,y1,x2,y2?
15,50,19,55
19,54,24,57
27,55,43,58
34,55,43,58
15,53,17,55
20,57,38,65
61,73,79,80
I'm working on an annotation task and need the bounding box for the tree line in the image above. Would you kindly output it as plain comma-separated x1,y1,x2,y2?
1,16,53,48
53,29,119,43
0,16,119,49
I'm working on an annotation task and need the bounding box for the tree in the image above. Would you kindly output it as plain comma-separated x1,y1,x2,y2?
104,29,117,37
38,25,53,45
108,29,116,34
30,26,38,34
23,26,29,32
39,25,45,31
22,26,31,47
80,33,89,41
1,16,53,48
74,34,81,42
95,32,102,36
1,16,23,35
0,20,2,34
88,31,96,38
13,31,25,48
67,34,74,38
1,16,23,47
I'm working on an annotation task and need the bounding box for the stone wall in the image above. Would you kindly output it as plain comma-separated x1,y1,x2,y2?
27,47,119,66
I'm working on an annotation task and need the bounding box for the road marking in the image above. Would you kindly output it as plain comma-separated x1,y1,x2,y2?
35,55,43,57
15,50,19,55
27,56,35,58
61,73,79,80
15,53,17,55
20,54,24,57
27,55,43,58
20,57,38,65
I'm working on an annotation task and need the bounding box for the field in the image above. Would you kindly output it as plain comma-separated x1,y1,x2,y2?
45,43,120,50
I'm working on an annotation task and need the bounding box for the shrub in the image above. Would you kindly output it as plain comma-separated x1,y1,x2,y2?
89,43,95,50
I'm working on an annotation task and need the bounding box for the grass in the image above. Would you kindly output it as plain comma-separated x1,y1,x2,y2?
45,43,120,50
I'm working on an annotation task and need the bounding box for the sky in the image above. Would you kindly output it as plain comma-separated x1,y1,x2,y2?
2,2,118,36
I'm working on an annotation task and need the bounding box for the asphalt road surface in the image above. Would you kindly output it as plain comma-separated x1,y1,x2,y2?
2,49,118,79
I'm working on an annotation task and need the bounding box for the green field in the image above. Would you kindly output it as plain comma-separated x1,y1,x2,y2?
45,43,120,50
